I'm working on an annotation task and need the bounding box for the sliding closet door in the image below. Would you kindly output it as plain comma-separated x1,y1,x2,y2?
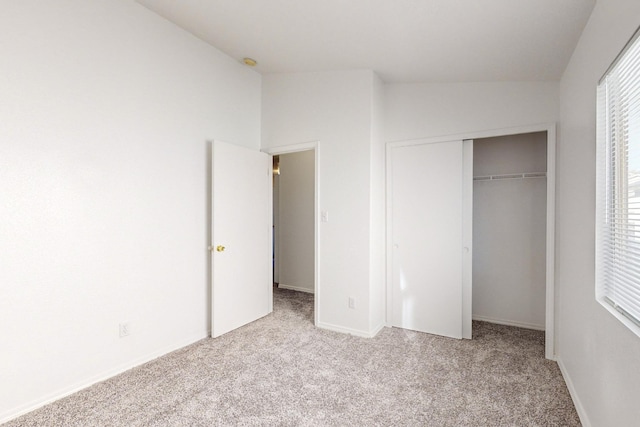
390,140,470,339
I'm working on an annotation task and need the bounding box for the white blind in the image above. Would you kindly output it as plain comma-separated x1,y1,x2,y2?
596,27,640,330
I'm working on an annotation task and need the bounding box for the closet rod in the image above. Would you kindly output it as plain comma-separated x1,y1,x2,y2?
473,172,547,181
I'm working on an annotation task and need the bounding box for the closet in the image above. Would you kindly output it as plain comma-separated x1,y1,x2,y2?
472,132,547,330
387,128,554,355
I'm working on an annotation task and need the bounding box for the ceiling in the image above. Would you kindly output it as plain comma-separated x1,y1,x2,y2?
135,0,595,83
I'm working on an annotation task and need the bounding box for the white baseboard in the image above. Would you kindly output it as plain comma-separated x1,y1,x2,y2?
557,357,591,427
277,283,314,294
0,331,208,424
316,321,379,338
370,322,386,338
472,314,545,331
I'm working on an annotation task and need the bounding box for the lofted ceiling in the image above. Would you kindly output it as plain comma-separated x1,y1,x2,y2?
135,0,595,83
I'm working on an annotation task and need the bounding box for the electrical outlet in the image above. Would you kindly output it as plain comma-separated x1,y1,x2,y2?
348,297,355,309
119,322,131,338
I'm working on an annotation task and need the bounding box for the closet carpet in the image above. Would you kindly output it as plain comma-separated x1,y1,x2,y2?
7,288,580,426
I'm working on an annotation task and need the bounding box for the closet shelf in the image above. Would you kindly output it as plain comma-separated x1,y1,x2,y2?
473,172,546,181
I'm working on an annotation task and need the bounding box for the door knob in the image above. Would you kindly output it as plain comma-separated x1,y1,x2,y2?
216,245,226,252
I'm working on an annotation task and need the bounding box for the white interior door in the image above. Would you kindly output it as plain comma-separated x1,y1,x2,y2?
211,140,272,337
390,140,470,339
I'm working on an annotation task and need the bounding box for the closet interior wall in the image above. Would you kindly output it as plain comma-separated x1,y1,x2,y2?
472,132,547,330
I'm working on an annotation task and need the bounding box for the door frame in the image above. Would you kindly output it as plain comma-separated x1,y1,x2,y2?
385,123,556,359
263,141,320,326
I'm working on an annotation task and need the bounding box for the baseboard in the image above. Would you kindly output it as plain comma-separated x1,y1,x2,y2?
557,357,591,427
277,283,314,294
370,322,386,338
0,331,208,424
472,314,545,331
316,321,378,338
316,322,386,338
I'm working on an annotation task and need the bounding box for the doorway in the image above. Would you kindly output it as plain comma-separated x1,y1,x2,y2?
265,142,319,325
472,132,547,331
273,150,315,294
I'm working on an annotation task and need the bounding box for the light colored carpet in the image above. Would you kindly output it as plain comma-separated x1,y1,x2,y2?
6,288,580,426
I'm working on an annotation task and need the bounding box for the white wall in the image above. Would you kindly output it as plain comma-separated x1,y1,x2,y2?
262,70,377,335
557,0,640,425
0,0,260,422
473,133,547,177
472,133,547,330
385,82,559,142
369,74,386,333
276,151,315,293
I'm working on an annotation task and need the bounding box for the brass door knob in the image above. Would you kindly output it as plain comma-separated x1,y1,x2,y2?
216,245,226,252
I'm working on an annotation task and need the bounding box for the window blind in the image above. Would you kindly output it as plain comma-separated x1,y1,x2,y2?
596,26,640,333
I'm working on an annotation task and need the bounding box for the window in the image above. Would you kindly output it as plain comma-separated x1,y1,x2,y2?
596,26,640,336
